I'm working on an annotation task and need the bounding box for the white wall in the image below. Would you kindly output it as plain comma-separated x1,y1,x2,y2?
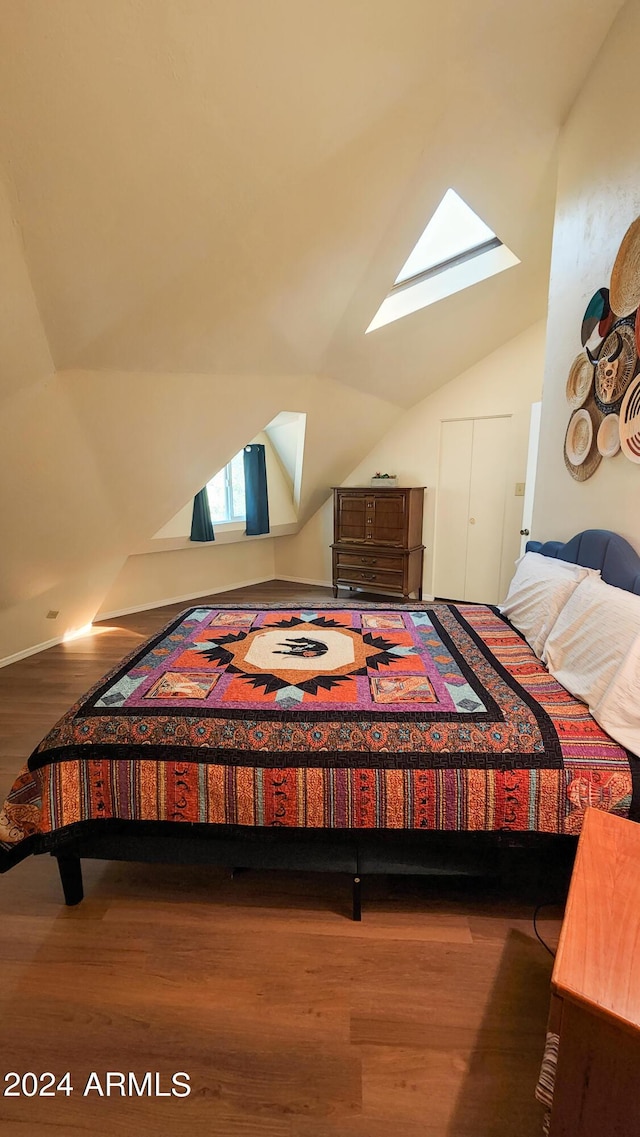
0,177,54,403
276,321,546,595
0,178,130,661
98,539,276,619
532,0,640,551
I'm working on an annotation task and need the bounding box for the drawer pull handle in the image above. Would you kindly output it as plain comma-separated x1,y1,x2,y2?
360,557,377,565
362,572,376,581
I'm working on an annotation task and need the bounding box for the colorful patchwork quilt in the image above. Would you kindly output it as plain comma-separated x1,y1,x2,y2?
0,602,635,868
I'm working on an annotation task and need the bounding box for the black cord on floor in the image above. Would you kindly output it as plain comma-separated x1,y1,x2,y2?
533,903,557,959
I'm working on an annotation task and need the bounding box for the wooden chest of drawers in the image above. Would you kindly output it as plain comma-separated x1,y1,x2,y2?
331,486,425,601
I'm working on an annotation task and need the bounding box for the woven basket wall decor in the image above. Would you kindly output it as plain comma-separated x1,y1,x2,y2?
610,216,640,317
581,287,614,352
594,321,637,412
565,352,594,409
619,375,640,463
564,398,602,482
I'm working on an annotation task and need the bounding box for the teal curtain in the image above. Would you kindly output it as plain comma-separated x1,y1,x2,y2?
190,488,215,542
243,444,270,536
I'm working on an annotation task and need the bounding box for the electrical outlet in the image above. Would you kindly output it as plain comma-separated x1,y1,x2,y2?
46,610,59,619
514,482,525,497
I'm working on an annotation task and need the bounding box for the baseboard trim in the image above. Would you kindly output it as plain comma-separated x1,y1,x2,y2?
0,575,283,667
96,575,274,622
0,634,68,669
275,575,333,588
0,578,436,669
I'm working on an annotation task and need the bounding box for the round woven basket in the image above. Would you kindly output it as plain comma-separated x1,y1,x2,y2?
581,287,613,351
594,321,637,412
610,216,640,317
634,305,640,355
620,374,640,464
564,398,603,482
566,352,594,409
596,413,621,458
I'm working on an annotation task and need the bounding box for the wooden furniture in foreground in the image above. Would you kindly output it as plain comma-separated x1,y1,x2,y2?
331,485,425,600
547,807,640,1136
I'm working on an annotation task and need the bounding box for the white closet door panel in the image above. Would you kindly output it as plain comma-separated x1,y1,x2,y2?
520,401,541,557
433,419,473,599
464,416,511,603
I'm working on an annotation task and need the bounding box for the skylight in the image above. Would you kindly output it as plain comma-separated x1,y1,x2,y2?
366,188,519,333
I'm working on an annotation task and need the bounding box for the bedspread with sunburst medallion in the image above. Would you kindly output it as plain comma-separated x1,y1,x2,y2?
0,602,635,868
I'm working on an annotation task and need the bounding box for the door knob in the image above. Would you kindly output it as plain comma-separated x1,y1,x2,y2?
520,528,530,536
469,518,476,525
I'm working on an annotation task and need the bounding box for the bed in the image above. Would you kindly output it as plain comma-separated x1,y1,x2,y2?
1,529,638,918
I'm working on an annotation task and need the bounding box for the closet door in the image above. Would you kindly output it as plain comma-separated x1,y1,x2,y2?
434,416,511,603
464,417,510,602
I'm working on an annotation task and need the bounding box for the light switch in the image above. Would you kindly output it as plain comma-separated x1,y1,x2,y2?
515,482,525,497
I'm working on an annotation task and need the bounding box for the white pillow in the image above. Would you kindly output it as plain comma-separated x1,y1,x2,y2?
499,552,596,659
543,574,640,756
595,640,640,758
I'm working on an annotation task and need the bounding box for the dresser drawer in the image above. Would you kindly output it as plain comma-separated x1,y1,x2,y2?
336,566,405,588
337,552,404,571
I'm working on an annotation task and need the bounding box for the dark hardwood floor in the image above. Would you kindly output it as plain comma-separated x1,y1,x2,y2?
0,581,561,1135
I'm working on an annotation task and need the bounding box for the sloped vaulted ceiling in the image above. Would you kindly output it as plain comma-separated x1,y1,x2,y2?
0,0,625,657
0,0,624,391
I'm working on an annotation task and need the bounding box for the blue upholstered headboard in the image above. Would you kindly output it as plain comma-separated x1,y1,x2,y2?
526,530,640,596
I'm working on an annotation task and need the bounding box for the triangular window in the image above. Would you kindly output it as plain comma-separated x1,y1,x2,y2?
366,188,519,333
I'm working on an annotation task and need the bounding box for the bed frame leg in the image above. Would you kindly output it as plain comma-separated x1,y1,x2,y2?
352,875,362,922
56,853,84,906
